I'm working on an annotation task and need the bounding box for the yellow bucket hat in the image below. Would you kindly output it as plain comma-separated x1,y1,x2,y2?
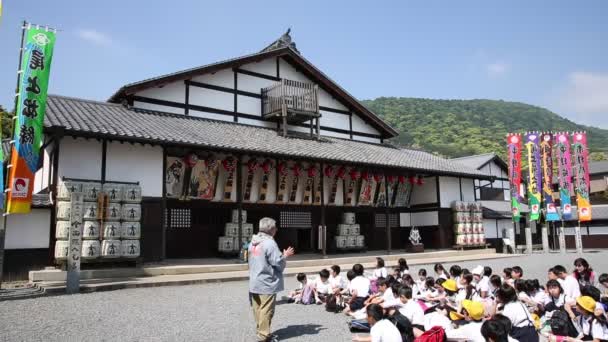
442,279,458,292
449,311,464,321
576,296,597,313
461,299,485,321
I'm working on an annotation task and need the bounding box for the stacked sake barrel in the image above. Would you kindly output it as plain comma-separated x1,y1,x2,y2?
452,201,485,246
218,210,253,253
334,212,365,250
469,202,485,245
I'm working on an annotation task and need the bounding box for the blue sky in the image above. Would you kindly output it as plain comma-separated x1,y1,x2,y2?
1,1,607,127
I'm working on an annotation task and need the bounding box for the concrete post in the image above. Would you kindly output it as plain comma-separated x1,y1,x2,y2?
508,223,516,254
559,222,566,254
67,192,84,294
525,225,533,254
575,223,583,254
541,224,549,253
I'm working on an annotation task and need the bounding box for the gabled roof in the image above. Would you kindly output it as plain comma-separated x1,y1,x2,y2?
451,152,507,171
108,46,398,138
44,95,490,179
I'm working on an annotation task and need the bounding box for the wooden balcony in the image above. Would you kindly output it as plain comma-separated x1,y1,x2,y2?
261,79,321,137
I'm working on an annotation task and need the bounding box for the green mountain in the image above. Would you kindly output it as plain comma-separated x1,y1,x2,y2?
362,97,608,160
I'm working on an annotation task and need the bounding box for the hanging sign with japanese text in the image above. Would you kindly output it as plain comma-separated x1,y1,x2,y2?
6,27,56,214
555,133,573,220
541,133,559,221
525,132,542,221
572,132,592,221
507,134,522,221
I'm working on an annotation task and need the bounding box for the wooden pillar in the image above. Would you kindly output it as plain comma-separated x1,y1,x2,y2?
385,172,392,254
236,155,243,258
321,162,326,257
316,118,320,139
160,146,167,260
48,129,64,264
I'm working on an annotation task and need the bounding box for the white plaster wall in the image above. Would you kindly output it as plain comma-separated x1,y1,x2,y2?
138,82,185,104
320,130,351,140
439,176,461,208
589,226,608,235
106,142,163,197
237,95,262,116
191,69,234,88
241,59,277,76
399,211,439,227
351,113,381,136
318,88,349,111
5,209,50,249
410,177,437,205
34,146,52,193
278,58,311,83
58,138,102,180
238,118,275,128
189,109,233,122
237,73,276,94
133,101,184,115
189,87,233,111
321,111,349,130
461,178,476,202
483,219,513,239
352,136,382,144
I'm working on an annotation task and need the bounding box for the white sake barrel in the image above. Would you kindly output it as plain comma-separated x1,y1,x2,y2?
57,181,83,200
81,240,100,259
346,235,357,247
82,201,99,220
123,184,142,203
462,234,471,245
337,224,351,236
82,182,102,202
56,201,71,221
350,224,360,235
122,204,141,222
101,240,121,258
102,183,124,202
54,240,70,260
453,224,465,235
470,202,482,212
462,223,470,234
231,209,247,224
477,234,485,244
105,203,122,221
103,222,121,239
356,235,365,247
121,240,140,258
218,236,236,252
342,212,356,225
55,221,70,240
454,234,464,246
475,213,484,223
478,225,485,234
452,201,466,212
121,222,141,239
462,212,472,223
224,223,238,237
243,223,253,236
82,221,100,240
335,236,347,249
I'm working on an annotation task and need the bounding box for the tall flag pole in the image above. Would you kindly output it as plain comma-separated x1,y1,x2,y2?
507,133,522,221
541,132,559,221
555,133,573,220
6,24,56,214
572,132,592,222
525,132,542,221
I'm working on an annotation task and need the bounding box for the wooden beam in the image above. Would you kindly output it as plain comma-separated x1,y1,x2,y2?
184,80,190,115
321,162,326,256
101,140,107,183
161,146,167,260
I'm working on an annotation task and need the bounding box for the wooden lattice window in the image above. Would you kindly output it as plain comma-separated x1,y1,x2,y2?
280,211,312,229
169,208,191,228
375,213,399,228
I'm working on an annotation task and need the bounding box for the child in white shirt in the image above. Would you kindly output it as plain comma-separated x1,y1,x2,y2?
328,265,345,293
372,257,388,280
398,286,425,330
352,304,402,342
288,273,308,303
313,269,332,304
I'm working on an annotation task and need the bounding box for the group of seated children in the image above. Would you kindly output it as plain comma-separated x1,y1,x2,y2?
287,256,608,342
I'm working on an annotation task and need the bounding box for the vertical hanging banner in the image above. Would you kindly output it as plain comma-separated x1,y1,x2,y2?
554,133,573,220
525,132,542,221
507,134,522,221
572,132,592,221
6,27,56,214
540,133,559,221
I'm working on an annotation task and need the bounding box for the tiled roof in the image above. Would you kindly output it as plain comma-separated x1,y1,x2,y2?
451,153,498,170
44,95,492,179
32,193,52,208
590,161,608,175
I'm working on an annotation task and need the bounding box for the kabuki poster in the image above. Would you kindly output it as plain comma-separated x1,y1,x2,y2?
540,133,559,221
6,27,56,214
555,133,573,220
525,132,542,221
507,134,522,221
572,132,592,221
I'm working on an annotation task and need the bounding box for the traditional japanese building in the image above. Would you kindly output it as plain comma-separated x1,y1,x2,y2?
3,32,493,277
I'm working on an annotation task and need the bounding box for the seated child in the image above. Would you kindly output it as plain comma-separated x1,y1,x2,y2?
314,269,332,304
288,273,308,303
352,304,403,342
445,299,486,342
417,269,427,289
398,286,425,332
329,265,346,294
344,264,370,314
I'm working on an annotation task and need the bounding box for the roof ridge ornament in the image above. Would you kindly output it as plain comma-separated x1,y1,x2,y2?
260,28,300,54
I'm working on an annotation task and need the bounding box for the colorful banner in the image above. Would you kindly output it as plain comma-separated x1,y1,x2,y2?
555,133,573,220
507,134,522,221
0,111,3,211
572,132,592,221
6,27,56,213
540,133,559,221
525,132,542,221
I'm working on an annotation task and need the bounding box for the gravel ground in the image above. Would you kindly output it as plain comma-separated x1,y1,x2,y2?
1,251,606,342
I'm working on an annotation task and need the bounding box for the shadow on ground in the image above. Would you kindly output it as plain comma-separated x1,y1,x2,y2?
274,324,326,340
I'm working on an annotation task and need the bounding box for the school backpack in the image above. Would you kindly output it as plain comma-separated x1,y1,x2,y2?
388,311,415,342
370,279,379,294
349,319,370,333
300,284,315,305
550,310,578,338
414,326,446,342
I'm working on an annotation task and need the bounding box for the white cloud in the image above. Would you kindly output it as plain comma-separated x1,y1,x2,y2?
76,29,113,46
560,71,608,114
486,61,509,77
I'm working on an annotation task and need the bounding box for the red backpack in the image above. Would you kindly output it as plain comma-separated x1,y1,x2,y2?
414,326,446,342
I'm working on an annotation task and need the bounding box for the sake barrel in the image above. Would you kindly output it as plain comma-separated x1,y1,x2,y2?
454,234,465,246
231,209,247,224
122,204,141,222
470,202,482,212
103,222,121,239
350,224,361,235
224,223,238,237
81,240,100,259
335,236,347,249
342,212,356,225
122,184,142,203
82,201,99,220
477,234,486,244
355,235,365,247
462,212,472,223
337,224,351,236
105,203,122,221
121,222,141,239
243,223,254,236
474,212,483,223
54,240,70,260
346,235,357,247
101,240,121,258
451,201,466,212
56,201,71,221
55,221,70,240
218,236,236,252
454,224,465,235
463,223,472,234
121,240,140,258
82,221,100,240
82,182,102,202
57,180,82,200
102,183,124,203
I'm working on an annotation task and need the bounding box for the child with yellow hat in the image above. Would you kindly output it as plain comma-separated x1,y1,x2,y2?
445,299,486,342
564,295,598,340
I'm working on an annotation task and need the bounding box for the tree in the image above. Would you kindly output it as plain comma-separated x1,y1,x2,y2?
0,105,14,138
589,152,607,161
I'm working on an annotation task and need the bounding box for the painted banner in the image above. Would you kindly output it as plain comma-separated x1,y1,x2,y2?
507,134,522,221
0,112,4,211
540,133,559,221
572,132,592,221
555,133,573,220
525,132,542,221
6,27,56,213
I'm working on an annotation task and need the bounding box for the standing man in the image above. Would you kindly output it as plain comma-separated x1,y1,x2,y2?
249,217,295,342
